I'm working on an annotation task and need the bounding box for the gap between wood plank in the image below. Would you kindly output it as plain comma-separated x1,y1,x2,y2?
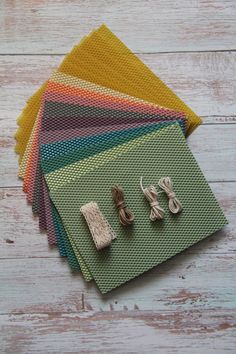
0,250,235,261
1,49,236,56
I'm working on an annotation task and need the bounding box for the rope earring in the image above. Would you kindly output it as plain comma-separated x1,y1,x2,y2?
158,177,182,214
140,177,164,221
111,185,134,226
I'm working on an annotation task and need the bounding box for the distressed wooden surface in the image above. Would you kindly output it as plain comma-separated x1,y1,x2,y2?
1,52,236,120
0,0,236,53
0,0,236,353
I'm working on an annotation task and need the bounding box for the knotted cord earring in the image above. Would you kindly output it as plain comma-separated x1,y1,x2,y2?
111,185,135,226
158,177,182,214
140,176,164,221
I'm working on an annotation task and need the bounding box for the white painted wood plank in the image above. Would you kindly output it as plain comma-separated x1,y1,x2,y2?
1,52,236,122
0,252,235,315
187,125,236,182
0,52,236,187
1,124,235,187
0,187,54,259
0,1,235,352
0,309,236,353
141,52,236,118
0,182,235,259
0,0,236,54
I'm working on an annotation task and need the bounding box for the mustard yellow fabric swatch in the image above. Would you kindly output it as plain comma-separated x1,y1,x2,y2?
15,25,201,162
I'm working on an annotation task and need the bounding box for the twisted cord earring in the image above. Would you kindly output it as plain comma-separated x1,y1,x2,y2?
140,176,164,221
158,177,182,214
111,185,134,226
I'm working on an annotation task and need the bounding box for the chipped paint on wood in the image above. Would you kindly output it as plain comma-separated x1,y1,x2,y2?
0,182,235,260
0,0,236,352
1,53,236,119
1,310,236,353
0,252,235,315
0,0,236,54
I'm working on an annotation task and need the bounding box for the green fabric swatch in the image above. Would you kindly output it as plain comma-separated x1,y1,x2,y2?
49,124,227,292
42,122,179,276
46,124,181,280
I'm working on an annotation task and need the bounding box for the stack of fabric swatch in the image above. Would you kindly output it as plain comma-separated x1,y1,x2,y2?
15,25,227,293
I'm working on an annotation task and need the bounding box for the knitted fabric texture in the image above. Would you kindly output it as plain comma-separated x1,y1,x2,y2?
49,124,227,293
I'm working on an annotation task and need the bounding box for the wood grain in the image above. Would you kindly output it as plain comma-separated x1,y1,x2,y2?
1,52,236,187
1,309,235,353
1,124,235,188
1,52,236,121
1,0,236,54
1,244,236,315
0,0,236,352
0,182,235,260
